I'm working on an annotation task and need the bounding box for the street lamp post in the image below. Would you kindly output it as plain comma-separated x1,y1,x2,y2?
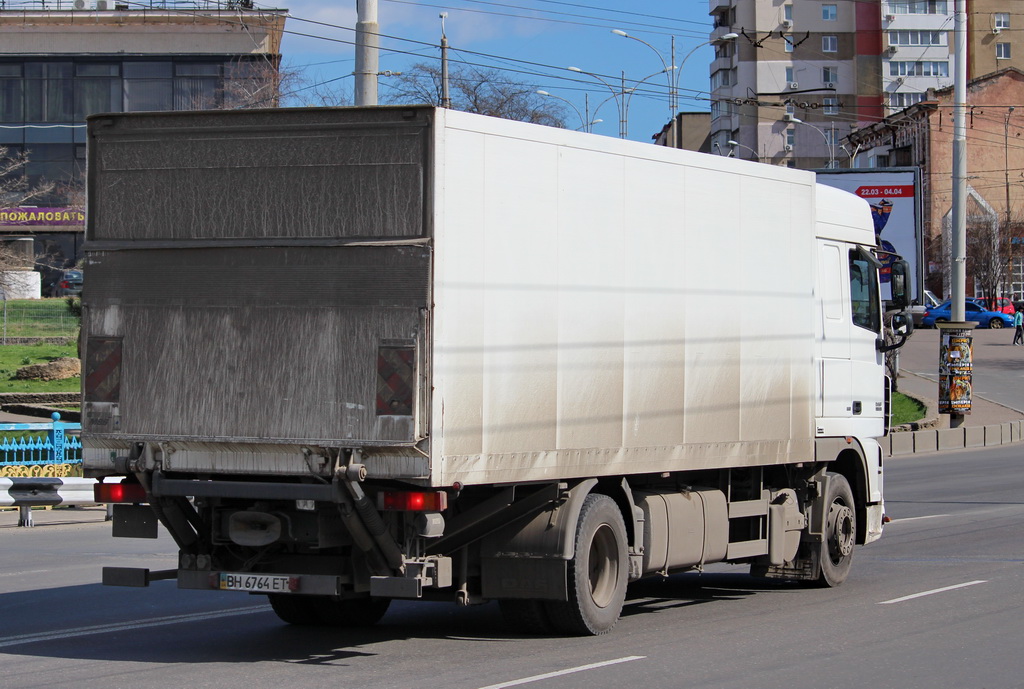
787,116,836,168
611,29,674,111
611,30,738,114
568,66,674,139
536,90,603,132
727,139,760,162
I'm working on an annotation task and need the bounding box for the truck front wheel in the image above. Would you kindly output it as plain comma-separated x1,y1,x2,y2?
816,473,856,587
269,594,391,627
545,494,628,636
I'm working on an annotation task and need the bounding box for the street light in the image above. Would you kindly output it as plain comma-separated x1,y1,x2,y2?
727,139,760,162
611,29,674,111
786,116,836,168
568,65,674,139
611,30,738,112
536,90,585,131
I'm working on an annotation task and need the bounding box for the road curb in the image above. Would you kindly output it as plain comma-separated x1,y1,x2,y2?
885,418,1024,456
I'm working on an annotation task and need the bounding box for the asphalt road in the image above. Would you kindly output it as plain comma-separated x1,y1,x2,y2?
2,445,1023,689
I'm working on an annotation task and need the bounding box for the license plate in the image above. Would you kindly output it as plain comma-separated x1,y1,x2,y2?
218,572,296,593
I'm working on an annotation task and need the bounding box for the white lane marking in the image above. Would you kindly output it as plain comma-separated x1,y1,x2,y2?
0,605,269,648
477,656,646,689
889,514,950,523
878,580,987,605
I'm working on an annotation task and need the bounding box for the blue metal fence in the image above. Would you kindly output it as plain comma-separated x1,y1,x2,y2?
0,413,82,476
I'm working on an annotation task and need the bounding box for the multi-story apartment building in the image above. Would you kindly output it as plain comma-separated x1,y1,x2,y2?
706,0,1013,168
0,0,286,273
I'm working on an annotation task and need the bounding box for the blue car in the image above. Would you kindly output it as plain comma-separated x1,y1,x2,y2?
921,300,1014,329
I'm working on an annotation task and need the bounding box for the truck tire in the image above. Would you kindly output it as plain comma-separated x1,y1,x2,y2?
268,594,323,625
545,494,628,636
816,473,856,587
269,594,391,627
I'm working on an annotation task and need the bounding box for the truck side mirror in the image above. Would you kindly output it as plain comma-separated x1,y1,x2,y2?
889,260,911,310
877,312,912,352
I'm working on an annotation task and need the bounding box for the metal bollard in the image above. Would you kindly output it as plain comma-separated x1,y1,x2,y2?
18,505,33,528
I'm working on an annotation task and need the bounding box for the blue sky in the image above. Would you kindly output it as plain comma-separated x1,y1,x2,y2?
274,1,716,142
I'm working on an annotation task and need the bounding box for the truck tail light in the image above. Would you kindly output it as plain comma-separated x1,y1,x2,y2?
378,491,447,511
95,480,148,504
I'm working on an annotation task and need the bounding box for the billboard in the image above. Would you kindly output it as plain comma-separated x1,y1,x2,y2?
816,168,923,303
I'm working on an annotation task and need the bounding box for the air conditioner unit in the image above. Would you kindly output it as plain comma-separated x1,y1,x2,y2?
784,144,794,151
783,113,796,122
73,0,86,9
992,27,1002,35
782,19,793,28
789,81,800,89
888,45,898,54
825,82,836,89
96,0,109,8
885,14,895,21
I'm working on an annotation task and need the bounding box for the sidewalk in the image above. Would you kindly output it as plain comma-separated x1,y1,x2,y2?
887,327,1024,456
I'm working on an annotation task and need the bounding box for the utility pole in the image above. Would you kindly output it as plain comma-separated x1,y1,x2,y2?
354,0,379,106
440,12,451,108
1006,107,1015,226
939,0,973,429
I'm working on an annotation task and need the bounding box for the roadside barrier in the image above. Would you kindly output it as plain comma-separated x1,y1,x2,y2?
1,476,113,527
0,412,82,477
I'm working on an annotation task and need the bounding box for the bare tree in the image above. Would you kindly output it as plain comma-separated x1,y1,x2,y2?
967,211,1024,306
383,62,566,127
0,146,53,208
0,147,61,297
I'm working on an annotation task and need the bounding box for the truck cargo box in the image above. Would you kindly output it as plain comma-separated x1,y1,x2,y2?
83,106,874,487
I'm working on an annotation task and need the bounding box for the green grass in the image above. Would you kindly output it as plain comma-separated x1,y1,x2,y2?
0,342,81,394
0,298,80,338
892,391,927,426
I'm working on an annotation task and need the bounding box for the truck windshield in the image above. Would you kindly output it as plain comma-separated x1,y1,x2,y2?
849,251,881,333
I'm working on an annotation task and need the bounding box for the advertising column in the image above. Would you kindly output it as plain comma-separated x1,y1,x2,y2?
937,323,975,415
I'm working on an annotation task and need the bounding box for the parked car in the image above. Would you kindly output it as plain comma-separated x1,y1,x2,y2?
921,300,1014,329
48,269,83,298
907,289,941,327
969,296,1015,315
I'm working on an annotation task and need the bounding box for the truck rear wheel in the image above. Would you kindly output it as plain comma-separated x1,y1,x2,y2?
816,473,856,587
545,494,628,636
269,594,391,627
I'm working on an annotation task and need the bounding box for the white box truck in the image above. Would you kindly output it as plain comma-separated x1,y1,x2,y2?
83,106,910,635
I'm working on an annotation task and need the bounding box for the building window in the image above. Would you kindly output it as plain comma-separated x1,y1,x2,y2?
786,66,795,82
824,96,838,115
784,4,793,20
890,30,945,46
888,92,926,109
174,63,221,109
711,69,732,89
24,62,73,122
822,4,837,20
785,37,794,53
994,13,1009,29
822,35,838,52
874,154,891,167
786,128,795,147
889,61,949,77
997,43,1011,60
887,0,947,14
823,66,838,83
75,63,121,120
0,64,22,121
123,61,173,112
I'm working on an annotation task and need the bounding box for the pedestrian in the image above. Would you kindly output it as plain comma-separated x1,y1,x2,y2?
1014,310,1023,345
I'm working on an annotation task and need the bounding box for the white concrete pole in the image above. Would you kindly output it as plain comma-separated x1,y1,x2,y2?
354,0,379,106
